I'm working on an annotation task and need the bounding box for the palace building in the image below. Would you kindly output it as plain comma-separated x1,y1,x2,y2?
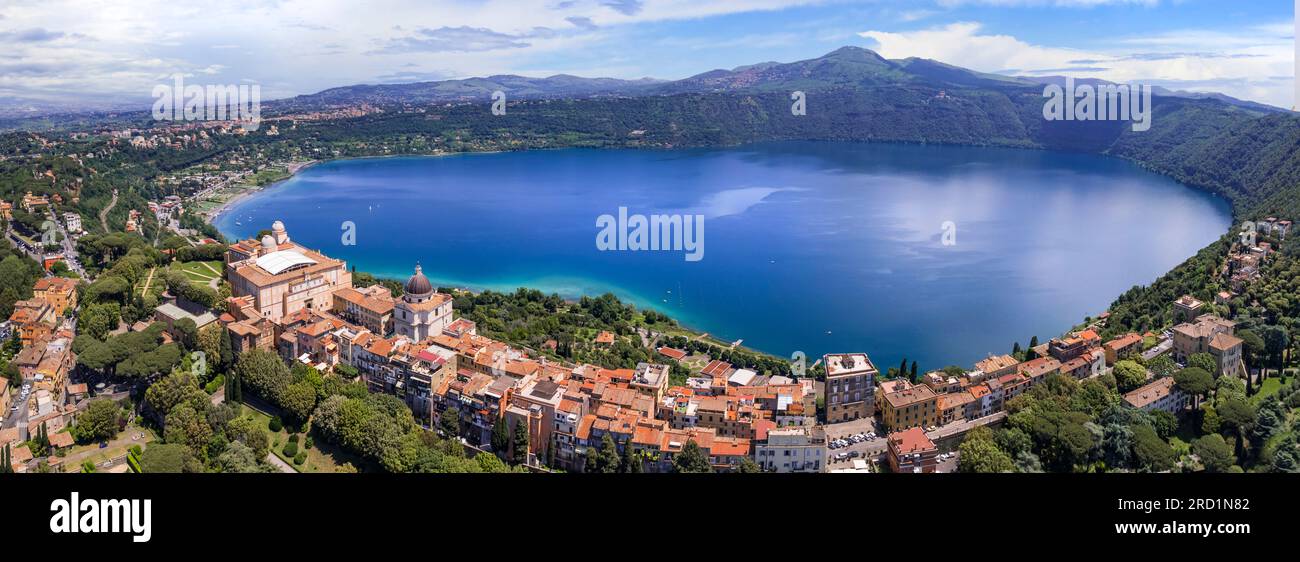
225,220,352,323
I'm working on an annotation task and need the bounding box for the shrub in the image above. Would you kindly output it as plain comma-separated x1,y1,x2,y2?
204,374,225,394
268,416,282,432
304,436,314,450
288,433,299,444
129,445,143,457
282,442,298,457
293,451,307,465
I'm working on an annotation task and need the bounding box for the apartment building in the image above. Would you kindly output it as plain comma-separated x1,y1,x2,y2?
755,425,827,473
823,353,877,423
887,427,939,473
880,384,938,431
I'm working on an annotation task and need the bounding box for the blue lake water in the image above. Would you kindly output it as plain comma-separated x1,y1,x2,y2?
214,142,1232,372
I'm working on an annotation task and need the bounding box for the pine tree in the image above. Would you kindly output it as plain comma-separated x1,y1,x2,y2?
620,441,639,473
512,419,529,464
491,418,511,458
218,327,234,370
673,440,713,473
909,361,918,382
1013,342,1022,355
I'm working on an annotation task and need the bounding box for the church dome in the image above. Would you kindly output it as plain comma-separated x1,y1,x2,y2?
271,220,289,244
404,264,433,296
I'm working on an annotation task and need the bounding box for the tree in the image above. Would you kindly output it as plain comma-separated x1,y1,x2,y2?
279,382,318,426
225,416,269,459
139,443,190,473
439,407,461,438
1130,424,1175,472
490,418,511,457
1113,360,1148,393
145,370,201,420
1187,353,1218,377
586,434,620,473
958,427,1014,473
218,327,234,371
1260,325,1290,378
1192,434,1234,473
216,441,265,473
79,302,120,340
994,427,1033,458
619,440,641,473
73,399,122,443
1216,398,1255,458
173,318,198,351
673,440,713,473
1237,329,1265,372
736,457,761,473
1173,367,1214,407
1147,410,1178,440
163,403,213,461
1100,424,1134,470
234,349,291,403
512,418,529,464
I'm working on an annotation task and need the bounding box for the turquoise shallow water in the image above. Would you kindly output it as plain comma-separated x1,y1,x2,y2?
215,141,1231,371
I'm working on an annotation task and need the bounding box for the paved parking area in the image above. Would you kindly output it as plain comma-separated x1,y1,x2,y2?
825,417,878,439
937,451,960,473
825,419,888,469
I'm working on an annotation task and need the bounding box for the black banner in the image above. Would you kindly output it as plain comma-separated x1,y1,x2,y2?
7,474,1284,550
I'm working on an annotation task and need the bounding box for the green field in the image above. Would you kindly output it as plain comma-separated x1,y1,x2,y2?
170,260,222,287
238,404,359,473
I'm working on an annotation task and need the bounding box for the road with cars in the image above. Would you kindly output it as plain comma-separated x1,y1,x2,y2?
2,381,33,432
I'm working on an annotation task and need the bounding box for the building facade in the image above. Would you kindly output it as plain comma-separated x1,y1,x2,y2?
823,353,876,423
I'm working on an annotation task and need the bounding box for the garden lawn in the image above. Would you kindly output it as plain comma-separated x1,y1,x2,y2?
238,403,353,473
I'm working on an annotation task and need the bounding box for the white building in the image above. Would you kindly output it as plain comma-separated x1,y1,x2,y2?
754,426,827,473
1123,377,1189,415
62,212,82,234
394,264,453,342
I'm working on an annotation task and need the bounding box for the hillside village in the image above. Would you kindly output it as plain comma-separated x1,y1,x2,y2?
3,202,1296,473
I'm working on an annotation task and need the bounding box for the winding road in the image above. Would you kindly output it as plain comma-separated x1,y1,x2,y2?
98,189,118,232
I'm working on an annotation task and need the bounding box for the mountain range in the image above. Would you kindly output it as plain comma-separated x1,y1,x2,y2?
270,46,1277,113
7,46,1300,223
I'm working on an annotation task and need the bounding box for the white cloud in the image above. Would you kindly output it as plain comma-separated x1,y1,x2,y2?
936,0,1160,6
0,0,825,106
859,20,1294,108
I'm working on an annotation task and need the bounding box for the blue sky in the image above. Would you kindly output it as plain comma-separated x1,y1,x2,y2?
0,0,1294,108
